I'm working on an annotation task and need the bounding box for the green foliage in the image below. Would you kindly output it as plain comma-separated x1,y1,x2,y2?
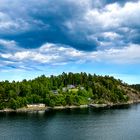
0,72,135,109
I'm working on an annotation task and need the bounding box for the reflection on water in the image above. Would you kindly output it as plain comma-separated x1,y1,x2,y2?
0,104,140,140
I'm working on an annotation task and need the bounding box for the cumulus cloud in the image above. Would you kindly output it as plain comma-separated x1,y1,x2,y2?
90,44,140,64
1,42,140,72
0,43,85,65
65,0,140,49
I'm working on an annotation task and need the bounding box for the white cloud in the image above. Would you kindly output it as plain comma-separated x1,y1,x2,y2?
0,11,30,33
0,53,12,58
0,12,17,29
1,42,140,71
86,1,140,29
102,32,121,40
64,0,140,44
89,44,140,64
0,39,21,53
0,39,17,48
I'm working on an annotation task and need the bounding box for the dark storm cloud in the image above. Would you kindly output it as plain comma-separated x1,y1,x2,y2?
0,0,140,51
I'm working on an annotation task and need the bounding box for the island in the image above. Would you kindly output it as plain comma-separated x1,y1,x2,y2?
0,72,140,112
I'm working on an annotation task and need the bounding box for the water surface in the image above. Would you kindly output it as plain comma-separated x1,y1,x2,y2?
0,104,140,140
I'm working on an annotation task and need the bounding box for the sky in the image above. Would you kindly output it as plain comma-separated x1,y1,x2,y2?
0,0,140,84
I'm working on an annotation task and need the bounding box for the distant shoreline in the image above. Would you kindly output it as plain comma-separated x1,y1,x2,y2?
1,100,140,113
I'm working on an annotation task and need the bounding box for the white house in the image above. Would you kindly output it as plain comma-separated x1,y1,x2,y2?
27,104,45,108
67,85,75,89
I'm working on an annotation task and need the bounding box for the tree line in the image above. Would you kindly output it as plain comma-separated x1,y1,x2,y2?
0,72,131,109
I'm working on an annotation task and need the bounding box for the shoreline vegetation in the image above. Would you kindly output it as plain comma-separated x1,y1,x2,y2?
0,72,140,112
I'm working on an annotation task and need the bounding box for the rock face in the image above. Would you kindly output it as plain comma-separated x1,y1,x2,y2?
122,86,140,102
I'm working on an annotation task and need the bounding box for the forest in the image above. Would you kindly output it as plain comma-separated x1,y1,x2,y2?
0,72,139,109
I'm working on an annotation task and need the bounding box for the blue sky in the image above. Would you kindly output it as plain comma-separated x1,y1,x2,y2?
0,0,140,84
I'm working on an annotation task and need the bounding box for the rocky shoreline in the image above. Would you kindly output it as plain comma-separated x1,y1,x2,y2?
0,100,140,113
0,105,89,113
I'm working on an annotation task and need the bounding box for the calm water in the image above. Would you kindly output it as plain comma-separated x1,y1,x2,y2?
0,104,140,140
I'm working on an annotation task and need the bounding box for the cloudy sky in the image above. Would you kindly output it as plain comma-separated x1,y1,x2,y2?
0,0,140,83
